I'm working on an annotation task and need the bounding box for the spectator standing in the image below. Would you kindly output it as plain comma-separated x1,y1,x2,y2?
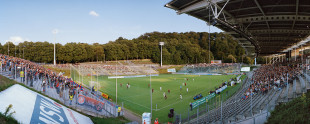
56,82,60,94
60,84,64,98
69,94,73,105
154,118,159,124
42,81,46,93
30,70,34,87
20,70,24,83
118,106,121,116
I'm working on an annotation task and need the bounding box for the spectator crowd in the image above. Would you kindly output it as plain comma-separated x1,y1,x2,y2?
179,63,241,74
243,63,301,99
0,54,120,117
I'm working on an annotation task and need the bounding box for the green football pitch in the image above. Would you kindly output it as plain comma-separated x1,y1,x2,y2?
73,74,238,122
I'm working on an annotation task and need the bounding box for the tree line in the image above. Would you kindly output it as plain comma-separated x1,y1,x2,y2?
0,32,263,64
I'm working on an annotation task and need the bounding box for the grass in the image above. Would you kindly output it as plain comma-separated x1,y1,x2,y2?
0,75,19,124
130,59,155,64
0,113,19,124
266,92,310,124
91,116,129,124
71,71,240,122
157,65,184,74
0,75,17,92
43,65,71,77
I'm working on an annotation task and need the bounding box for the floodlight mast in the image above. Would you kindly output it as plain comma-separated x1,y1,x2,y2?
52,29,58,65
159,42,164,67
54,42,56,65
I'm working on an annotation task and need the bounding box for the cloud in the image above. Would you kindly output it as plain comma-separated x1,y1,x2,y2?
6,36,30,45
89,11,99,17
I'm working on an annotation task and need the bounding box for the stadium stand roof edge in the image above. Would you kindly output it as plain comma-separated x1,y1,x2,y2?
165,0,310,57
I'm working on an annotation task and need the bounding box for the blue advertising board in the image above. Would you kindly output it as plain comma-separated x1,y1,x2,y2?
30,95,69,124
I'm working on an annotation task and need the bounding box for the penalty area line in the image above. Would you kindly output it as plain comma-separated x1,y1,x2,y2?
119,97,151,110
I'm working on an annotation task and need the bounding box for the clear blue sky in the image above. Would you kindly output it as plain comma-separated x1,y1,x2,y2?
0,0,222,45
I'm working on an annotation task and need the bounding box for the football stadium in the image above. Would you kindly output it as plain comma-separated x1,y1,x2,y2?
0,0,310,124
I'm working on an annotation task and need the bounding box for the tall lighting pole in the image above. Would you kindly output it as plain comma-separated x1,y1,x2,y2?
159,42,164,67
54,41,56,65
150,64,152,119
208,3,211,63
116,58,118,104
52,29,58,65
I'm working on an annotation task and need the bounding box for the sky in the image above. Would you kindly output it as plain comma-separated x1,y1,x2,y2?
0,0,222,45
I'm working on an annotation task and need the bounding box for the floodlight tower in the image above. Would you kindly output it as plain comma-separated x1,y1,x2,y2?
159,42,164,67
52,29,58,65
54,42,56,65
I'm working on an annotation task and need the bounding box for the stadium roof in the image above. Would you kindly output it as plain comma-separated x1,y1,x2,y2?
165,0,310,56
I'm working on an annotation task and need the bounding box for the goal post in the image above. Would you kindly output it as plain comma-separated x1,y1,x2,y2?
70,64,101,91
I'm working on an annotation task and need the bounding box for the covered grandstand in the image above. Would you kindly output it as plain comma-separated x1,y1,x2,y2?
57,61,159,77
165,0,310,123
178,63,241,74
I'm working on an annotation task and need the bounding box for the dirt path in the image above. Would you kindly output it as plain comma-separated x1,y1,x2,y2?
124,108,141,124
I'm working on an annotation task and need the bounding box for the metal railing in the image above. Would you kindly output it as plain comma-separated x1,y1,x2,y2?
0,62,122,118
175,76,248,124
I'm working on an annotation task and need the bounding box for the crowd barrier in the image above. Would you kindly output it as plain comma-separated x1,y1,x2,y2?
77,94,105,112
0,59,122,118
192,93,216,108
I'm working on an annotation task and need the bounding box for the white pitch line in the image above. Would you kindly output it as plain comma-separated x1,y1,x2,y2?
119,97,151,110
152,98,183,111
